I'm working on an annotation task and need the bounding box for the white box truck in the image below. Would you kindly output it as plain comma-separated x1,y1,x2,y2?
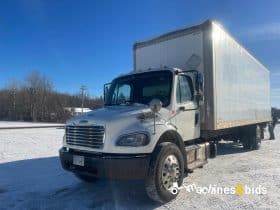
59,20,271,203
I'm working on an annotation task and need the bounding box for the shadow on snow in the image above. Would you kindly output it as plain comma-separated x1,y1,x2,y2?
0,157,159,210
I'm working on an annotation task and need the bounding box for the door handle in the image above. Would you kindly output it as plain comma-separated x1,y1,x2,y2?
195,113,199,125
179,106,185,111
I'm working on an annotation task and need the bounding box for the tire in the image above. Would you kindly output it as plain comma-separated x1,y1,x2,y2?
241,125,261,150
74,173,98,183
145,142,184,203
252,125,261,150
242,138,251,150
260,125,265,140
209,142,217,158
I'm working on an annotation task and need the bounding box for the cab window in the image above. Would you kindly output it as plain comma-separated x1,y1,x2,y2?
176,75,193,103
112,83,131,104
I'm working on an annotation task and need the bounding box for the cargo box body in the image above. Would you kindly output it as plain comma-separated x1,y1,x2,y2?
133,20,271,131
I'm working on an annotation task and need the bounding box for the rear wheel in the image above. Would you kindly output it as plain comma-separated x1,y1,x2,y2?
241,125,261,150
209,142,217,158
145,142,184,203
74,173,98,182
252,125,262,150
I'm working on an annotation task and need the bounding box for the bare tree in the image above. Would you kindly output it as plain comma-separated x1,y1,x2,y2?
0,71,104,122
25,71,53,121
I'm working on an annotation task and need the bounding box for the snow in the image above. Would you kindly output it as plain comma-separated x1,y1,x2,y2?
0,121,64,129
0,126,279,209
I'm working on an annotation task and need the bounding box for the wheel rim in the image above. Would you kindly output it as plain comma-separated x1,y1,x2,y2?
161,154,181,190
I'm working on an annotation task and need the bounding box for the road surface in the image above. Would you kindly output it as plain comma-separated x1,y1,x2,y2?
0,126,279,209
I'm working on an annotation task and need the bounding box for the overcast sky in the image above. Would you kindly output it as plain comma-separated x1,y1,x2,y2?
0,0,279,107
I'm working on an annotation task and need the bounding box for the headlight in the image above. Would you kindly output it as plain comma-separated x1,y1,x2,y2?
116,132,150,147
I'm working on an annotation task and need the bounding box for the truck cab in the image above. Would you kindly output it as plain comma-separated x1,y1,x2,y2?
60,67,208,203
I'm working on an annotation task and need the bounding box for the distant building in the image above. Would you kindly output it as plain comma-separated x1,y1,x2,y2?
64,107,92,116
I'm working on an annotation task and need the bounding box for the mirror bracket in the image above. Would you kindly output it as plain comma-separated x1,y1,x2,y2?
149,99,162,134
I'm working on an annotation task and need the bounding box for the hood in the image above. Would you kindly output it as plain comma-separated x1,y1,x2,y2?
64,104,173,154
66,104,151,125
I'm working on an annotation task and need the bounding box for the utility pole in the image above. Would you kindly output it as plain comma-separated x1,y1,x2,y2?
12,87,16,120
80,85,87,113
9,87,16,120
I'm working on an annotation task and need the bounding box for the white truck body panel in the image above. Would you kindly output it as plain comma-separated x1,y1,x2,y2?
212,22,271,129
134,20,271,130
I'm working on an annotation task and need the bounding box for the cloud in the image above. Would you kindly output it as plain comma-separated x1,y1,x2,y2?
271,89,280,104
272,88,280,94
271,88,280,107
272,88,280,96
240,22,280,40
271,71,280,77
270,71,280,88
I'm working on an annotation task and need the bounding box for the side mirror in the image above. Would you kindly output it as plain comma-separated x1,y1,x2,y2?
149,99,162,113
196,72,204,92
195,72,204,105
195,94,203,102
103,83,111,102
149,99,162,135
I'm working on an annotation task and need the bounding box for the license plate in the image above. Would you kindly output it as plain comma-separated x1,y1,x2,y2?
73,155,84,166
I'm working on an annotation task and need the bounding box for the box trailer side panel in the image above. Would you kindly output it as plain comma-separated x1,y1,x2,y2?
212,22,271,129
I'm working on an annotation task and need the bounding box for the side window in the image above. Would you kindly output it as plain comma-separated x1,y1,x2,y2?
113,84,131,104
176,75,193,103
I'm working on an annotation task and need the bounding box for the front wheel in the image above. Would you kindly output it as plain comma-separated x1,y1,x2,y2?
145,142,184,203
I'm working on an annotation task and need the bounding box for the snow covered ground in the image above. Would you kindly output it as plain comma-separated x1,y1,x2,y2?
0,121,64,129
0,126,279,210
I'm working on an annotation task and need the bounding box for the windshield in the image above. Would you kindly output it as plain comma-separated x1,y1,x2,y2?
105,71,173,107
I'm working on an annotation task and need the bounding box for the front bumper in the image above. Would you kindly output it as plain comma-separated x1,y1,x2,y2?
59,147,151,179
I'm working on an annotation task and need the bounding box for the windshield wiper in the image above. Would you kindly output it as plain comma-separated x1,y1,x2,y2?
105,100,146,106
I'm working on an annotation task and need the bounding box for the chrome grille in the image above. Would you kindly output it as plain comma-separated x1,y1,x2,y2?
66,125,105,149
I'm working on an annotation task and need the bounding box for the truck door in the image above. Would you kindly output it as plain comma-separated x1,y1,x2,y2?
174,74,200,140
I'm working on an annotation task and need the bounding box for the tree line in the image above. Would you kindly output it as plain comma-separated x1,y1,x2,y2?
0,71,103,122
